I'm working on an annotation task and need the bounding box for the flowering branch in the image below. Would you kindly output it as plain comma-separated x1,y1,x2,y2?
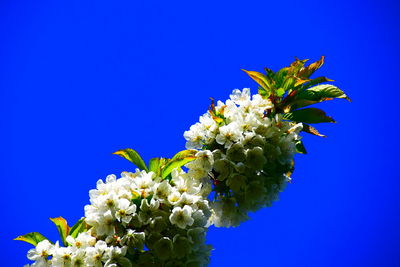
16,57,349,266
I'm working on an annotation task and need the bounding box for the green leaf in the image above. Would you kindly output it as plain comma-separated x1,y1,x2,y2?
276,88,285,97
69,218,87,239
264,67,275,78
258,87,271,98
301,76,334,90
14,232,50,246
295,140,307,154
287,98,322,111
274,67,289,87
281,76,296,91
149,157,168,176
242,69,271,90
298,84,351,102
50,217,70,247
113,148,149,172
161,150,197,179
149,158,161,172
284,108,335,124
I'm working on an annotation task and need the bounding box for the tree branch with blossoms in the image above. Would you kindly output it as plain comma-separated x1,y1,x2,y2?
16,57,350,266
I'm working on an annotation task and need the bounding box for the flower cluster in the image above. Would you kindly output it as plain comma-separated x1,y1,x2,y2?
26,169,213,267
184,88,302,227
21,57,347,266
26,232,131,267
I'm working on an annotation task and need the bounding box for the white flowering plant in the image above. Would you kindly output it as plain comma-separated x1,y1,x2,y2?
16,57,350,266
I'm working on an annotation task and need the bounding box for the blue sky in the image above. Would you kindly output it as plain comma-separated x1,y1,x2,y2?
1,0,399,266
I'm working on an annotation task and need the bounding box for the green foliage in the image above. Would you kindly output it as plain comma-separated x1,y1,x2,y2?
113,148,149,172
283,108,335,124
243,56,350,140
208,98,225,124
149,158,165,176
298,84,350,101
241,69,271,90
14,232,50,246
15,217,88,247
69,217,87,239
161,150,197,179
114,148,197,180
50,217,70,247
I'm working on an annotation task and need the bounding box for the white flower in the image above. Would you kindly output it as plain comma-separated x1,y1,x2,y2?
120,229,145,249
138,198,161,225
230,88,250,105
27,240,53,263
153,180,172,200
194,150,214,171
95,210,115,237
183,88,300,227
103,246,131,267
71,248,85,266
215,122,242,148
84,240,107,267
169,205,194,229
167,190,182,205
51,246,73,267
186,150,214,180
66,232,96,248
184,123,206,149
115,198,136,224
131,171,156,197
199,113,218,140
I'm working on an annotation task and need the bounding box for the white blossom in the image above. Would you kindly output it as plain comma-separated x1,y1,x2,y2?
169,205,195,229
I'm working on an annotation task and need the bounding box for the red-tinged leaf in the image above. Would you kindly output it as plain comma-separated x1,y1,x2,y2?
283,108,335,124
14,232,50,246
208,97,216,113
288,58,309,75
302,123,326,137
298,56,325,78
294,78,311,87
208,98,225,124
242,69,271,90
50,217,70,247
